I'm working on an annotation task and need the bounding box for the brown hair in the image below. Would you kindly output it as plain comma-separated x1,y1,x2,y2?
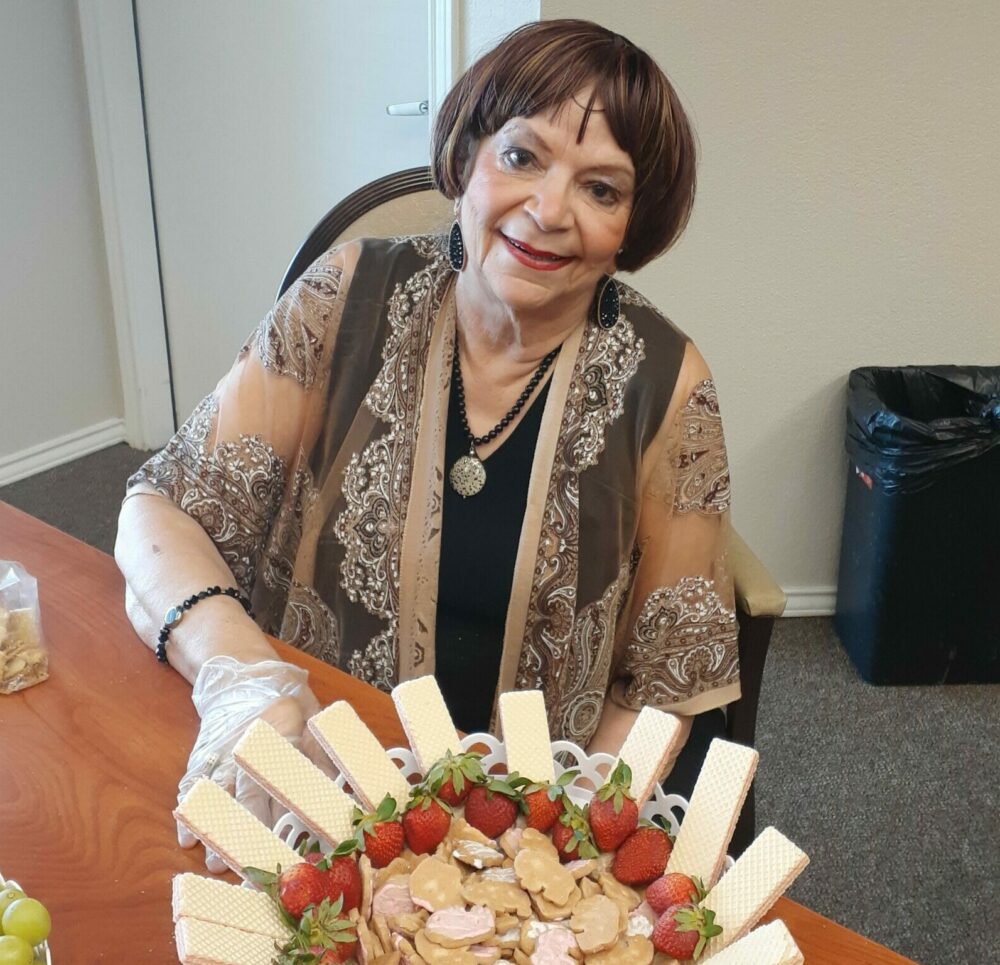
432,19,697,272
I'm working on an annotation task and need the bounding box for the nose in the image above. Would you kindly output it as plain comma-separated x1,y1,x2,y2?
524,172,572,232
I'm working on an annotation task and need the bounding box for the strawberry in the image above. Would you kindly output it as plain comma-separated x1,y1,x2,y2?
646,873,706,916
425,750,485,807
402,788,452,854
588,761,638,852
321,855,362,912
523,769,578,832
272,862,326,919
341,794,405,869
274,896,358,964
651,903,722,960
464,774,525,838
551,800,599,862
611,824,673,885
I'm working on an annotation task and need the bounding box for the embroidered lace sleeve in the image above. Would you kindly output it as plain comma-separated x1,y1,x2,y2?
125,243,358,595
611,343,741,715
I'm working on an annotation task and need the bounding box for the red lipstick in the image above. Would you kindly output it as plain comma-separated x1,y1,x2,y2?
501,232,572,271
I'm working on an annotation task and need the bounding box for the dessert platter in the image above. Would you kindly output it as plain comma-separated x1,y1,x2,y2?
172,677,808,964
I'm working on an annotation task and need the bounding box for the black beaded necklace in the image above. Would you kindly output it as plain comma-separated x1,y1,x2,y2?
448,339,560,497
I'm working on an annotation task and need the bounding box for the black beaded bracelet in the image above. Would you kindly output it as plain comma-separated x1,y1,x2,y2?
155,585,253,663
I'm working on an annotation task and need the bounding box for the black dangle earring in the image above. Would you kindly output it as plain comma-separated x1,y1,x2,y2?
595,275,620,329
448,220,466,272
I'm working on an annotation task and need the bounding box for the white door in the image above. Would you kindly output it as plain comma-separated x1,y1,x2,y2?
135,1,433,423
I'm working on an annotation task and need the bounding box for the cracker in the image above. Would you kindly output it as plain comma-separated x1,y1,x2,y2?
409,856,465,912
174,916,277,965
498,690,554,783
308,701,412,810
173,778,299,878
232,718,357,844
171,873,288,940
614,707,683,805
392,675,462,772
700,827,809,957
666,738,758,888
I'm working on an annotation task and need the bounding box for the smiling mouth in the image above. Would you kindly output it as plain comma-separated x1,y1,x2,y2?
501,233,571,263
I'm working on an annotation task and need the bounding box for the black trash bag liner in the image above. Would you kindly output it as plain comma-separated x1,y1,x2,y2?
845,365,1000,494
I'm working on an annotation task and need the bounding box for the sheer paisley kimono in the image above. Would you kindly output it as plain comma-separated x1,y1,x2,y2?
127,235,740,747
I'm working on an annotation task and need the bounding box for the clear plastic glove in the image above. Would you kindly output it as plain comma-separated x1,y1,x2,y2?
176,655,335,872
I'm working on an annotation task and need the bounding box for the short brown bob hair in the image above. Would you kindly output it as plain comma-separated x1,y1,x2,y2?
432,19,697,273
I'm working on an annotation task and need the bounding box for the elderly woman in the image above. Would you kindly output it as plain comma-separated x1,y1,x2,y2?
116,19,738,861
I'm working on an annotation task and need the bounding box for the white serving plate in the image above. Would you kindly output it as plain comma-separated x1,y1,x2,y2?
274,731,735,872
0,871,52,965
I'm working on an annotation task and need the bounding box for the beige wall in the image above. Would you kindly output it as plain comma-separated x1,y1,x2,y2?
543,1,999,607
0,0,122,473
460,0,539,67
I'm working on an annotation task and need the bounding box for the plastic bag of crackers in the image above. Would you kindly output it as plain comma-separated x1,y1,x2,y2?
172,677,809,965
0,561,49,694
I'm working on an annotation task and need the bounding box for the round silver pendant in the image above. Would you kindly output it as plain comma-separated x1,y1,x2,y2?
449,454,486,497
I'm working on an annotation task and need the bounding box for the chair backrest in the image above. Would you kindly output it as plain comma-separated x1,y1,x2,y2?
277,166,453,300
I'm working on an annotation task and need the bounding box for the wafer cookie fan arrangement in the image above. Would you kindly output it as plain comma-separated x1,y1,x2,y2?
172,677,808,964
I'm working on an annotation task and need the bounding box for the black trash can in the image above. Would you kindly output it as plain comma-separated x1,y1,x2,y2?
834,365,1000,684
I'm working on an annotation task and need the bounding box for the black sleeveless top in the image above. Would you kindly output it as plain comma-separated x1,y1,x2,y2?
435,379,551,733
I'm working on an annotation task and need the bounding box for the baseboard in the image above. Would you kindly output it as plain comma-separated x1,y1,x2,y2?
0,418,127,487
782,585,837,617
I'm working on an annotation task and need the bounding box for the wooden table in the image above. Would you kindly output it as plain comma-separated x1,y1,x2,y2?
0,501,917,963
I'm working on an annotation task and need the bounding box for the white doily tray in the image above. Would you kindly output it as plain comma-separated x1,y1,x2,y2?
273,731,735,873
0,870,52,965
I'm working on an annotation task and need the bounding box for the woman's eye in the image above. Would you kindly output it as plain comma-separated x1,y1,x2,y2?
501,147,535,169
589,182,620,204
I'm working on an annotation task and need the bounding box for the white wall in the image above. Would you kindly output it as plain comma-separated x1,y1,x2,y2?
542,1,999,608
459,0,539,67
0,0,123,482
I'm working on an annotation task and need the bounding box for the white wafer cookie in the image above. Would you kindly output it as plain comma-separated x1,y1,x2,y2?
171,873,288,940
233,718,357,844
392,675,462,772
308,701,412,810
174,778,299,878
498,690,554,783
702,920,803,964
615,707,682,804
666,738,758,887
174,916,278,965
701,827,809,957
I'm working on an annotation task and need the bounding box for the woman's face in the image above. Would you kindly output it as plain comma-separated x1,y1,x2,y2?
457,91,635,326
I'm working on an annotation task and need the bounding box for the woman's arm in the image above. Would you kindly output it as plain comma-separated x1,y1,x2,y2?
115,493,277,684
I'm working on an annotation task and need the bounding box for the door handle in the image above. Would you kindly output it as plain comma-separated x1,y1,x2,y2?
386,100,429,116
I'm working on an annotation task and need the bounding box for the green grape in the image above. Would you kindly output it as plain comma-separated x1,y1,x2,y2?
0,890,25,919
0,935,33,965
1,899,50,946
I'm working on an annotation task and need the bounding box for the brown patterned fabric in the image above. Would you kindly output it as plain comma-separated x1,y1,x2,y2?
127,235,739,747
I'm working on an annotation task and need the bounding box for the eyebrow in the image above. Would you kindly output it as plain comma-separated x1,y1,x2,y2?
499,122,635,185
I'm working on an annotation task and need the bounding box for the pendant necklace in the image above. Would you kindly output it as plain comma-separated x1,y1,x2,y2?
448,338,560,498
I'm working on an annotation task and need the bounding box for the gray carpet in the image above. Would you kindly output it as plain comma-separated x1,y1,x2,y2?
3,444,998,965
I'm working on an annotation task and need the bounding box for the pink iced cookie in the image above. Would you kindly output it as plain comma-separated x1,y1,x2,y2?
372,877,417,917
531,926,578,964
424,904,495,947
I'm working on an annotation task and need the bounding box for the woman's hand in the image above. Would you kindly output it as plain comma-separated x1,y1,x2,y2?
176,656,333,872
